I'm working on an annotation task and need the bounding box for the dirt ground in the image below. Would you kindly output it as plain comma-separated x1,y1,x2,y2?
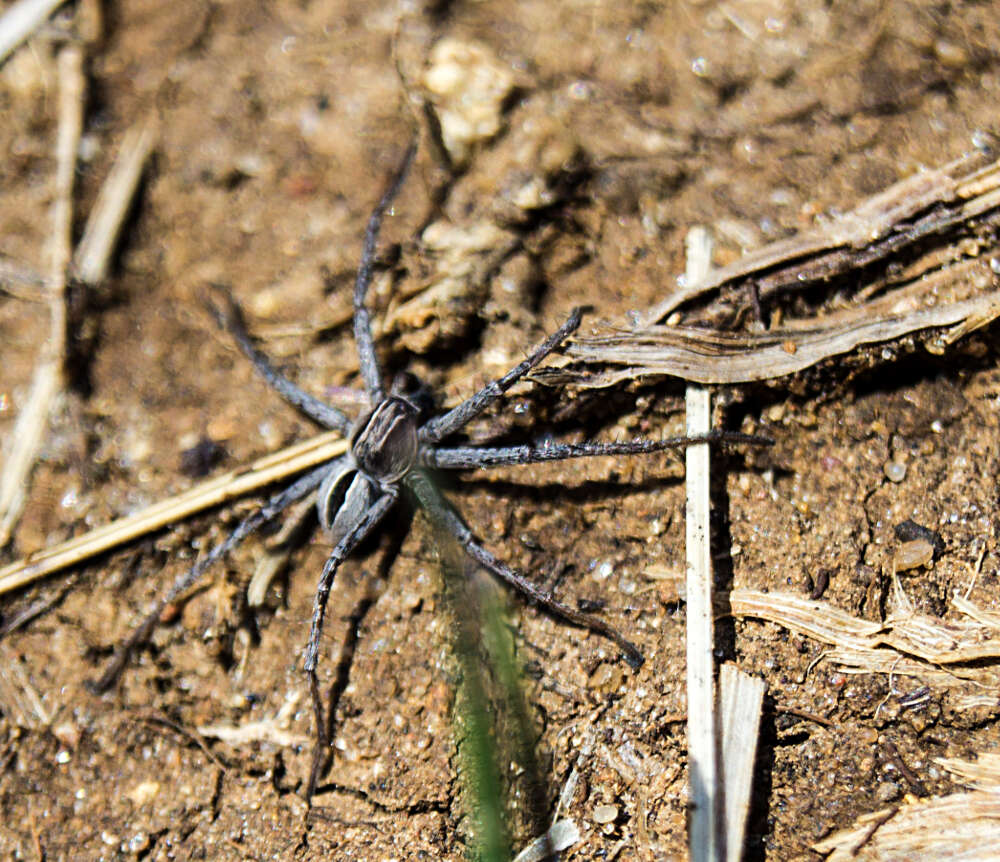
2,0,1000,859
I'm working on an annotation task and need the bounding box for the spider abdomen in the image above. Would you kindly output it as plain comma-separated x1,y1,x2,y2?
351,395,420,482
317,465,375,544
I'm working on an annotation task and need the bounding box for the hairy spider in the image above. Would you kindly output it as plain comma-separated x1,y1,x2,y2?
92,142,768,798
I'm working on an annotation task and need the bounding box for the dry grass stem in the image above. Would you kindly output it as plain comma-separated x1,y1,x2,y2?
511,820,581,862
73,115,158,285
811,792,1000,860
550,150,1000,388
935,752,1000,792
813,744,1000,857
247,494,316,606
0,43,83,547
730,586,1000,701
0,431,347,596
0,0,69,64
824,648,996,692
642,151,1000,324
563,292,1000,386
730,585,1000,664
0,643,52,729
719,663,766,862
551,726,594,823
683,226,719,862
197,689,311,749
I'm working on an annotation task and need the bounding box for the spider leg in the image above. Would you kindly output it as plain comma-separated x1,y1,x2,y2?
405,469,644,670
303,486,398,802
353,142,418,404
425,430,773,469
205,287,352,433
419,309,583,444
89,462,333,693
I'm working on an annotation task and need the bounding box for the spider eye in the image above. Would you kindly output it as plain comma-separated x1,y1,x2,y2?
317,464,375,545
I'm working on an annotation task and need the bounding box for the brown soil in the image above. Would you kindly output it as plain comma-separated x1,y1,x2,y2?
2,1,1000,859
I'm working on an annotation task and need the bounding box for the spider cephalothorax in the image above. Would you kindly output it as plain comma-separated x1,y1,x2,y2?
93,141,769,799
317,395,420,543
351,396,421,482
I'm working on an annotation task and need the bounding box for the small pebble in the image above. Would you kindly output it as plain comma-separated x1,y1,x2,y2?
421,38,515,165
875,780,901,803
52,720,81,749
128,832,151,854
592,803,619,824
858,727,879,745
894,539,934,572
128,780,161,807
883,460,907,482
934,39,968,68
894,519,942,551
587,663,624,693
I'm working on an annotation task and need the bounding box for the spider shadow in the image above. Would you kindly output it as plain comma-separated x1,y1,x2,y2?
710,449,775,862
447,446,762,508
447,472,686,506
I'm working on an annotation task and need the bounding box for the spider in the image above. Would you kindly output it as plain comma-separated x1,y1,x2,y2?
91,141,768,798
